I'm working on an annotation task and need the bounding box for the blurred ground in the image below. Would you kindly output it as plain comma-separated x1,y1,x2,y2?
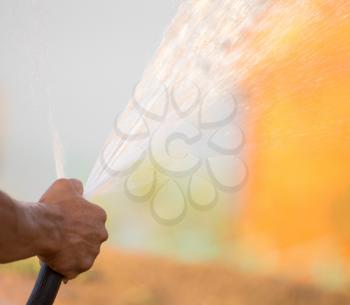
1,246,349,305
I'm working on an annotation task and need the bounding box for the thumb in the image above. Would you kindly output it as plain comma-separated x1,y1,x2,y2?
69,179,84,196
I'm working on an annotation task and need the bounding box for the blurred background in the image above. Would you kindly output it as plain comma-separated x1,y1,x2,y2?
1,1,350,305
0,0,179,199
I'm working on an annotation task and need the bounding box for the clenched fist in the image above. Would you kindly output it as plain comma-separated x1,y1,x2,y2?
37,179,108,280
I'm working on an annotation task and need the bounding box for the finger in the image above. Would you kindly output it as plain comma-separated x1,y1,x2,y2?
63,272,77,281
69,179,84,195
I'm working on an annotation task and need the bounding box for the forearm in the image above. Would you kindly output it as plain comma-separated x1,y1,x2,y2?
0,191,60,263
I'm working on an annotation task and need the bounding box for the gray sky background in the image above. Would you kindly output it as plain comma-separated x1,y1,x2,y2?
0,0,179,201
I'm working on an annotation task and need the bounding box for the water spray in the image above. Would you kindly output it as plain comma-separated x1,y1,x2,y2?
24,1,264,303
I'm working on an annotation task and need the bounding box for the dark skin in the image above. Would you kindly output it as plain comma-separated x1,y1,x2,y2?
0,178,108,280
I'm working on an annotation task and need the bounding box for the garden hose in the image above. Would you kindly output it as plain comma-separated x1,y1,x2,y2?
26,264,62,305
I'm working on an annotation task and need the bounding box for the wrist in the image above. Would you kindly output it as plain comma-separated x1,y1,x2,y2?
17,201,62,257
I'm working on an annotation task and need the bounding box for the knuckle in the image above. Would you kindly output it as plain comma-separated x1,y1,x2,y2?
100,228,109,242
70,179,84,194
91,205,107,222
56,178,67,184
55,178,69,187
80,257,94,271
99,208,107,222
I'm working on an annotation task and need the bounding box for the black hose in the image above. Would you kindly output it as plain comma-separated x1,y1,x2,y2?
26,264,63,305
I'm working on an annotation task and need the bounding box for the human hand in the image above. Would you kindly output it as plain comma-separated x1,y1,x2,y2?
37,179,108,280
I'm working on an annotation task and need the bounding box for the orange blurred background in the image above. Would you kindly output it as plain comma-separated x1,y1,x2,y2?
236,0,350,286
